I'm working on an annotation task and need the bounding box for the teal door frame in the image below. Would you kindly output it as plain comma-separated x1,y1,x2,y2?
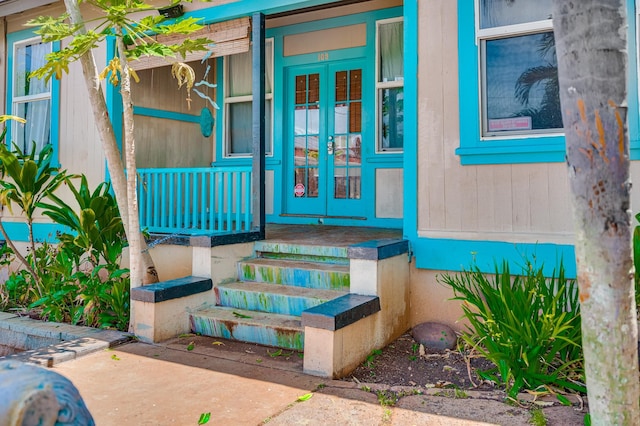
284,58,368,218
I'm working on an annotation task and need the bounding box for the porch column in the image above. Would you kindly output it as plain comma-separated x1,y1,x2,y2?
251,12,266,237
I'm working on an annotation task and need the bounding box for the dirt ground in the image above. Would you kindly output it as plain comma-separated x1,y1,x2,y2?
347,333,497,390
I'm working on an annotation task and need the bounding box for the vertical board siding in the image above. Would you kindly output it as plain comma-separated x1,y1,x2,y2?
418,1,575,243
138,167,252,234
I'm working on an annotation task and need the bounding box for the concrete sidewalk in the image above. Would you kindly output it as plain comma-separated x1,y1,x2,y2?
50,339,586,426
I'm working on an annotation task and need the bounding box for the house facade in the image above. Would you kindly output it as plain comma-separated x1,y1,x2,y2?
0,0,638,330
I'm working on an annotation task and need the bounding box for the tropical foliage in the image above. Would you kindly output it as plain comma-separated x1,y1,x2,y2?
438,260,584,399
0,139,130,330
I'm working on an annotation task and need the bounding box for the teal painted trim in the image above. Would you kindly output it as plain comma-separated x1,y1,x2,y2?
456,141,566,165
182,0,341,24
49,39,61,168
413,237,577,279
280,47,367,67
0,222,70,243
266,213,402,230
215,56,224,164
457,2,566,165
105,36,123,184
6,29,61,167
271,32,285,216
457,0,638,165
268,6,402,38
403,0,417,242
133,106,200,123
106,38,123,150
366,154,403,165
628,0,639,158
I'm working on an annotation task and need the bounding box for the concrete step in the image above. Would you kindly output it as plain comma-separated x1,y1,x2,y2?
237,258,350,290
190,307,304,350
215,281,347,316
254,241,350,265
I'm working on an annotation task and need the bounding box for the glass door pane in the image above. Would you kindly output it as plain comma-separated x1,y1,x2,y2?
293,73,321,199
331,68,362,201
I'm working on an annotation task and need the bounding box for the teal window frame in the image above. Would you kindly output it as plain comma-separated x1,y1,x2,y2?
458,0,640,165
221,37,274,158
6,28,60,165
457,1,564,165
376,17,404,153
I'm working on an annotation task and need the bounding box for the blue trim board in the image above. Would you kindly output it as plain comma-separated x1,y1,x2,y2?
403,0,417,243
628,0,640,159
182,0,342,24
133,106,200,123
0,222,70,243
413,237,576,279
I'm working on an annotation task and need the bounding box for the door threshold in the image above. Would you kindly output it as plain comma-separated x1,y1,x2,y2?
280,213,367,220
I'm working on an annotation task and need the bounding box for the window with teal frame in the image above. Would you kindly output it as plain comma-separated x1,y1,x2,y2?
457,0,565,165
376,17,404,153
6,29,60,162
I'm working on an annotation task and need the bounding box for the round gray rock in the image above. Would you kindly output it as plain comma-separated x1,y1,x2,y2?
411,322,458,350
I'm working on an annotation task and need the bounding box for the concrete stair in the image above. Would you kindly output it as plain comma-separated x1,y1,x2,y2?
189,241,350,350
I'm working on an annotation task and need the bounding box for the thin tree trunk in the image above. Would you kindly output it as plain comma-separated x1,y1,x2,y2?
0,219,39,287
115,30,142,292
63,0,158,285
552,1,640,423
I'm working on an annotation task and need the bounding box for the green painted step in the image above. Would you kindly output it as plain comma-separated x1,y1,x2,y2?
215,281,347,316
237,258,350,290
189,307,304,351
254,241,350,265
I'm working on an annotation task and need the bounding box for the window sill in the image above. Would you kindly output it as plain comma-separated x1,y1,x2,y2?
456,142,566,165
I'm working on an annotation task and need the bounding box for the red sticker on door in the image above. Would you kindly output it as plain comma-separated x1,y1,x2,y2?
294,183,305,197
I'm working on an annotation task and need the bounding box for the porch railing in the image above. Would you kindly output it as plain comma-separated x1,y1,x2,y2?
137,166,252,234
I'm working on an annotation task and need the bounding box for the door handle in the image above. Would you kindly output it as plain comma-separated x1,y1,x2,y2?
328,136,334,155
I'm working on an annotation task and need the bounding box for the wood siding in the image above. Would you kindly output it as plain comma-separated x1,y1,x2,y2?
417,0,576,245
132,61,215,169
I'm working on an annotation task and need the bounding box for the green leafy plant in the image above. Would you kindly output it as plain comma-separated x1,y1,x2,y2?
364,349,383,368
0,141,131,330
632,212,640,313
0,134,69,281
438,260,584,399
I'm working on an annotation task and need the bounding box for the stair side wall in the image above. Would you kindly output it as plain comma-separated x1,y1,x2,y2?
304,253,410,378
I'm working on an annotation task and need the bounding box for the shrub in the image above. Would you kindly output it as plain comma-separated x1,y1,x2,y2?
0,146,130,330
438,260,584,398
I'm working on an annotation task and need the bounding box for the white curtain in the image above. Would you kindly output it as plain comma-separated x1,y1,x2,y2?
480,0,551,29
379,22,403,82
228,40,273,96
227,40,273,154
14,41,51,154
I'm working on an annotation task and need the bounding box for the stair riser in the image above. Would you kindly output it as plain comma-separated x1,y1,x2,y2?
190,315,304,351
238,263,349,290
259,252,349,265
215,287,330,316
255,242,349,263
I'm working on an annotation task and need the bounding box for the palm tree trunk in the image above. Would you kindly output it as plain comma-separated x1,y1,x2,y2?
552,0,640,423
